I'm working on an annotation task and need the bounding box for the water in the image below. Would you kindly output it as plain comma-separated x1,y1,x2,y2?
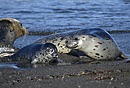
0,0,130,32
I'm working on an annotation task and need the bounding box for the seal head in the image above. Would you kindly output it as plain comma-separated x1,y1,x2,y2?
66,35,88,49
0,18,28,46
31,43,58,64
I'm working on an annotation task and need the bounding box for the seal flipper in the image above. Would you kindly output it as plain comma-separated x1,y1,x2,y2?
68,49,86,57
120,51,127,59
115,51,127,60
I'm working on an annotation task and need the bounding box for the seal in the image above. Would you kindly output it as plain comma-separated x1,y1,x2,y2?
0,18,28,57
9,43,58,64
35,28,126,60
66,28,126,60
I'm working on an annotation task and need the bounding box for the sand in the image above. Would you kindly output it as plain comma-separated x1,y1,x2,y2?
0,59,130,88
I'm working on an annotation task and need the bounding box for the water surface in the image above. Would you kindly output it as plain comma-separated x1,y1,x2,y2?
0,0,130,32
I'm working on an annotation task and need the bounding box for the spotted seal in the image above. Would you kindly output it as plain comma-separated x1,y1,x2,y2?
0,18,28,57
9,43,58,64
66,28,126,60
36,28,126,60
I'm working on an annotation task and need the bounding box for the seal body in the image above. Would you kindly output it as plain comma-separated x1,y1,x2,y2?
66,28,126,60
36,28,126,60
10,43,58,64
0,18,28,57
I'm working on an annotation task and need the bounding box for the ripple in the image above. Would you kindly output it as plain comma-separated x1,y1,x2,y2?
0,0,130,32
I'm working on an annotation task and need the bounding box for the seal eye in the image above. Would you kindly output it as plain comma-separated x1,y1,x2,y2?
20,23,22,27
74,38,79,41
50,49,54,53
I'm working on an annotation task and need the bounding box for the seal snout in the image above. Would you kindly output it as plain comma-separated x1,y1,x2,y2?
66,41,78,49
21,26,28,35
66,38,79,49
52,53,58,58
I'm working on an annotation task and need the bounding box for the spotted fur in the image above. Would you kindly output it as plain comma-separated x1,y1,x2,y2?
66,29,126,60
9,43,58,64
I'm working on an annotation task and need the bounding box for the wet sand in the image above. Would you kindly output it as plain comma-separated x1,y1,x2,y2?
0,32,130,88
0,58,130,88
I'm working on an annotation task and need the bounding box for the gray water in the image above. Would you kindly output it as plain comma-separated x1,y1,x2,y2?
0,0,130,32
